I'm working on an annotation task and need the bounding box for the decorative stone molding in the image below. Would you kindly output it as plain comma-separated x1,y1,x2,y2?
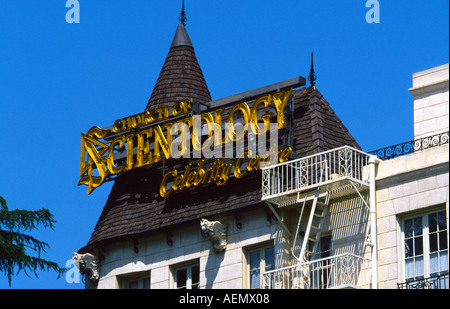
200,218,228,254
73,252,99,284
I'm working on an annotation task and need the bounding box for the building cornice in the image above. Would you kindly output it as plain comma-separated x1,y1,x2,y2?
409,79,449,97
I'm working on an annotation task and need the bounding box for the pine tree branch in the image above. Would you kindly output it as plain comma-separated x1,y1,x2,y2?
0,208,56,232
0,196,66,287
0,229,51,255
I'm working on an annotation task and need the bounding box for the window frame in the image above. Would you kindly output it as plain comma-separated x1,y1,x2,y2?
399,208,448,284
117,270,151,289
245,244,275,289
171,261,200,289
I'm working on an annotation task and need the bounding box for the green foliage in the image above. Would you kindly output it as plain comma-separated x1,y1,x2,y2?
0,196,66,287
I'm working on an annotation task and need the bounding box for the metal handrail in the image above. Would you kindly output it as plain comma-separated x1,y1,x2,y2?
398,274,449,289
369,131,449,161
261,145,371,170
263,252,371,289
262,146,373,201
263,252,365,275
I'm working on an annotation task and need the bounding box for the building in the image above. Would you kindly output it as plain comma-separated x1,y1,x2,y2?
75,13,449,289
372,63,449,289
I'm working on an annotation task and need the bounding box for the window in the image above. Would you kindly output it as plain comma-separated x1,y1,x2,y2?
247,245,275,289
173,263,200,289
118,271,150,289
401,210,448,288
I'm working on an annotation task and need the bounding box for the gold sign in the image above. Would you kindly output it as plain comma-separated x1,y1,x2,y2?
159,149,292,198
79,89,293,196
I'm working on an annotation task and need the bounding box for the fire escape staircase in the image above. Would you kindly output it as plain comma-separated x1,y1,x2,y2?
293,189,330,263
261,146,377,289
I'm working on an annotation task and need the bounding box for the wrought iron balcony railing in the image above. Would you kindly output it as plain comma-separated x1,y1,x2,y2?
262,253,371,289
369,131,449,161
398,274,449,289
261,146,372,204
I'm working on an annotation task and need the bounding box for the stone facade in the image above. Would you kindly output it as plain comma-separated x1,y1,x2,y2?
375,144,449,289
376,63,449,289
94,208,284,289
410,63,449,140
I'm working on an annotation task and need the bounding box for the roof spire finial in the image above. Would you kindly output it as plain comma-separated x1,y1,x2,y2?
308,52,317,87
178,0,187,26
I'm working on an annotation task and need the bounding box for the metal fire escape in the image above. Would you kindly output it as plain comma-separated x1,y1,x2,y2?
293,189,330,263
262,146,379,289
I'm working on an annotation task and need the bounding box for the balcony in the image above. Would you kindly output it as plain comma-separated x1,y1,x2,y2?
398,274,449,289
368,131,449,161
263,253,371,289
262,146,373,207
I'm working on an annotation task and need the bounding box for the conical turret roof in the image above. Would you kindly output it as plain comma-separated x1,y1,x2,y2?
145,23,212,111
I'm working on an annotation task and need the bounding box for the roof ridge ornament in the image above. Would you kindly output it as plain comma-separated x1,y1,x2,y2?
308,52,317,87
178,0,187,26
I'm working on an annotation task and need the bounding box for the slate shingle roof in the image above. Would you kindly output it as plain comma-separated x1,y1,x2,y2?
145,23,211,111
292,87,361,157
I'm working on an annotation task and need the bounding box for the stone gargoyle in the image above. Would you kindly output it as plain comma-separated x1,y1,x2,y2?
200,218,228,254
73,252,99,284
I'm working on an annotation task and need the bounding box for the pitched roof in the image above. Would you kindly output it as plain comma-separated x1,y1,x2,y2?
292,86,361,156
145,23,211,111
79,87,361,253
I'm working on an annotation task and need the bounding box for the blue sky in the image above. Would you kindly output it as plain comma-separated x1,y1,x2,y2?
0,1,448,288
